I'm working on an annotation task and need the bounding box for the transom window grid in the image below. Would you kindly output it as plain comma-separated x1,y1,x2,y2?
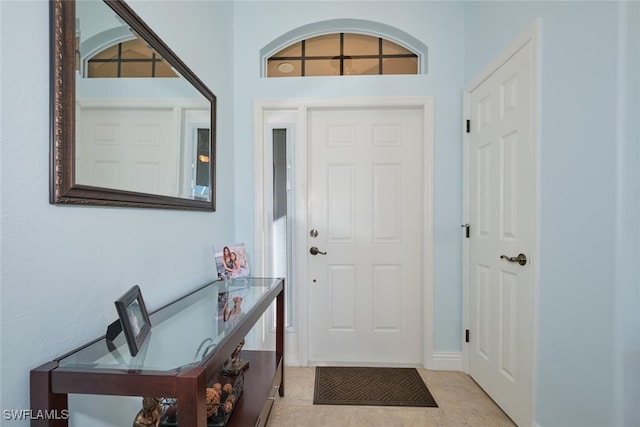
267,33,418,77
87,38,177,78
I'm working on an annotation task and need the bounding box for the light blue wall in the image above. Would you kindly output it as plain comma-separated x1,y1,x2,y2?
231,0,466,353
2,1,638,426
617,3,640,426
464,1,638,426
0,1,234,426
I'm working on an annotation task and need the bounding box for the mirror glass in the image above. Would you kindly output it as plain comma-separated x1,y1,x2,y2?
51,0,216,210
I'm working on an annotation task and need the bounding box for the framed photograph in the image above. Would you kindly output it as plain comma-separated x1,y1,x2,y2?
214,243,250,280
114,285,151,357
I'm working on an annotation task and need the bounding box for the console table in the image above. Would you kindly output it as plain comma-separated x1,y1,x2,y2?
30,277,285,427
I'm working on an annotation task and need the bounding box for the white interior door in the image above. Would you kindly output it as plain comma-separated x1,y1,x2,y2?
466,32,536,427
307,106,424,365
77,107,178,196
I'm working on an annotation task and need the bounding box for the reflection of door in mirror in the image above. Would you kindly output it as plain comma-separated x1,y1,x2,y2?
74,0,211,201
77,107,177,196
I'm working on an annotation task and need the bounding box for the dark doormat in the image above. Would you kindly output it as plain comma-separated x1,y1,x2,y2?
313,366,438,407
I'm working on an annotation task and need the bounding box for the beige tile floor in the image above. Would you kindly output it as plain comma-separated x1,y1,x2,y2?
266,367,516,427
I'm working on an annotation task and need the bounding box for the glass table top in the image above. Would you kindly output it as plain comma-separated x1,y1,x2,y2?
57,277,281,372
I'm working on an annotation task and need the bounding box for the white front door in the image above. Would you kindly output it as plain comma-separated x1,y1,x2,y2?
306,106,425,365
465,28,537,427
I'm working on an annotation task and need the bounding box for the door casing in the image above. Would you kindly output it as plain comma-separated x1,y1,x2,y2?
254,97,435,368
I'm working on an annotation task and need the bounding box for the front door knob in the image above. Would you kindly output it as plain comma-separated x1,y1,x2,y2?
309,246,327,255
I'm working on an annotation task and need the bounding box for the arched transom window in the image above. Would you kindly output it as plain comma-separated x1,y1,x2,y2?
267,33,418,77
87,38,177,78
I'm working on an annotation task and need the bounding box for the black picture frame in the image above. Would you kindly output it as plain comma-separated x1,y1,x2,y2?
114,285,151,357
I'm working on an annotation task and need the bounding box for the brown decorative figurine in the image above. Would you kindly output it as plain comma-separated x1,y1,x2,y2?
222,338,249,375
133,397,162,427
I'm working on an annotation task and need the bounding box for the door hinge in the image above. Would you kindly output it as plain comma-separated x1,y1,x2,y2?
462,223,470,238
465,329,470,343
466,119,470,133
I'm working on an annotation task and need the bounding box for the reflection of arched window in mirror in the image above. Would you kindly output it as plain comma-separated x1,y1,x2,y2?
87,38,178,78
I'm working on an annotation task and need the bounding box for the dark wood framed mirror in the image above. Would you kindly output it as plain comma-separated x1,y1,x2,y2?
50,0,216,210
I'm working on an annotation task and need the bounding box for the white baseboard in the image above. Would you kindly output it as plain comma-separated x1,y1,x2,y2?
432,352,463,371
284,357,301,367
285,353,463,370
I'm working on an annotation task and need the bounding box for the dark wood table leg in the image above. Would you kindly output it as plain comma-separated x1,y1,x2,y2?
30,361,68,427
176,366,208,427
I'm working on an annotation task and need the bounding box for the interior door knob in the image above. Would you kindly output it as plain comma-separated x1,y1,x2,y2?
500,253,527,266
309,246,327,255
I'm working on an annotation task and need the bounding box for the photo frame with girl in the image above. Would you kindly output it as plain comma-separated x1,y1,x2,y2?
214,244,250,280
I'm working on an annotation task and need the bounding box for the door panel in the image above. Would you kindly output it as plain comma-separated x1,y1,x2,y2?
327,164,356,242
328,265,356,331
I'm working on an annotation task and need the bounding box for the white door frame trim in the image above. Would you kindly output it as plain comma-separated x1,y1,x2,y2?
462,19,540,427
254,96,435,368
